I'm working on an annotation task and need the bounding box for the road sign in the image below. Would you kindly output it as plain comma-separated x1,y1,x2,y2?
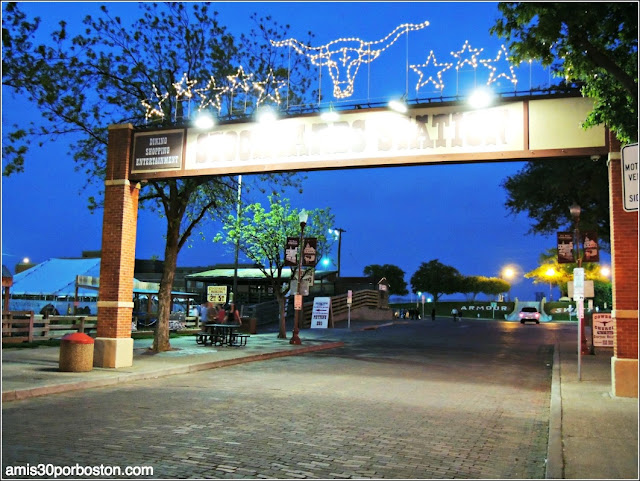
207,285,227,304
573,268,585,299
310,297,331,328
622,143,638,212
347,290,353,305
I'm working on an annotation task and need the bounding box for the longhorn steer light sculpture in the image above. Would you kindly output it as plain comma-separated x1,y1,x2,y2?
271,21,429,99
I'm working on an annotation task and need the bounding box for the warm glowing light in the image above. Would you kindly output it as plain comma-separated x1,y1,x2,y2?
253,69,286,106
480,45,518,88
141,84,168,121
600,266,611,277
502,267,515,279
545,267,556,277
451,40,484,70
388,99,408,114
173,72,198,102
271,21,430,99
194,113,215,129
468,87,493,109
22,257,30,264
194,76,225,113
410,50,452,93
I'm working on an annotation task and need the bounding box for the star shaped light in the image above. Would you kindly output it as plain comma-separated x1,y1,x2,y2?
410,50,453,93
227,66,255,96
172,73,198,101
194,76,226,113
141,84,168,121
253,69,286,107
480,45,518,88
450,40,484,71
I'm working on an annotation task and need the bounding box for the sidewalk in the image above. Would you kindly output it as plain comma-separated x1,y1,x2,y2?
2,322,638,479
548,339,638,479
1,329,344,403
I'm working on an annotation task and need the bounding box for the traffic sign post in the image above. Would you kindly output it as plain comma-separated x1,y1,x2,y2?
347,290,352,329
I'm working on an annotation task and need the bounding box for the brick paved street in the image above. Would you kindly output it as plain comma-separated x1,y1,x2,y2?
2,320,555,479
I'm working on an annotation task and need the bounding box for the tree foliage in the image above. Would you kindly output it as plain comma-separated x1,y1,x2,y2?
362,264,408,296
491,2,638,143
216,194,334,338
500,157,611,248
524,247,611,302
410,259,462,304
2,2,315,351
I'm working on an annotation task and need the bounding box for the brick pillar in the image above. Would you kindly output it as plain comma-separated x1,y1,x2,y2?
94,124,139,368
608,133,638,398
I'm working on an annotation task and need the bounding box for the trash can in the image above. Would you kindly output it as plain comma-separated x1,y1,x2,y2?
59,332,94,372
248,317,257,334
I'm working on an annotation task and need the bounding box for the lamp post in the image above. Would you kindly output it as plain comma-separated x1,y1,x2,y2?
570,202,592,363
291,209,308,345
329,227,346,277
232,174,242,304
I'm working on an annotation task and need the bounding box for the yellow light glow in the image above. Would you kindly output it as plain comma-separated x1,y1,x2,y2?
545,267,556,277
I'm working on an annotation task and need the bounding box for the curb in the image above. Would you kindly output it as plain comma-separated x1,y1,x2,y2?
2,341,344,403
545,344,563,479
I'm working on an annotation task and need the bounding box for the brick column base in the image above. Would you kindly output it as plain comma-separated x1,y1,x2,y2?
612,357,639,398
94,337,134,368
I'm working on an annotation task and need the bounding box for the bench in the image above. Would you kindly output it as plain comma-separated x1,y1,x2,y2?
229,333,250,347
195,331,212,345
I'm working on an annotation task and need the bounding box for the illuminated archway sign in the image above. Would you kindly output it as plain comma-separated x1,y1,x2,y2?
130,95,608,181
98,93,638,400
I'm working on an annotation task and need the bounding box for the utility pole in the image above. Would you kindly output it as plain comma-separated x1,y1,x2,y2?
333,227,346,277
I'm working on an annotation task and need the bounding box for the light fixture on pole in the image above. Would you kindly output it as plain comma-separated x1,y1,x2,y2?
545,267,556,301
570,202,591,360
328,227,346,277
291,209,308,345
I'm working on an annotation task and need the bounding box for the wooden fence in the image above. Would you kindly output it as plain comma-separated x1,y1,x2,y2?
2,311,97,344
301,289,384,327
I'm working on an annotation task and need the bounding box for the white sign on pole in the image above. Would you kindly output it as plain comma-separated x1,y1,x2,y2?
347,290,353,305
592,313,615,347
573,268,585,300
311,297,331,328
622,143,639,212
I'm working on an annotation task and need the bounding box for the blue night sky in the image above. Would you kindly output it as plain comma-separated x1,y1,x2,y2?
1,1,610,301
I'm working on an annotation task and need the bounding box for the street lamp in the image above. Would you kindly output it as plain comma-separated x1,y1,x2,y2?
328,227,346,277
291,209,308,345
570,202,591,358
501,266,516,301
545,267,556,301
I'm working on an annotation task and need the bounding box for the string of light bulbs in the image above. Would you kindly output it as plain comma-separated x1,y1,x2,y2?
140,32,551,122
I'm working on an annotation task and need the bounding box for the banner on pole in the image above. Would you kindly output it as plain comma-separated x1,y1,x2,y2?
557,232,574,263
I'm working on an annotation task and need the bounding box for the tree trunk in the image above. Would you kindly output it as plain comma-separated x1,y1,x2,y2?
152,218,181,352
275,291,287,339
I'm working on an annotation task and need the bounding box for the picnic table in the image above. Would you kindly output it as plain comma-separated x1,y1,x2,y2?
196,323,249,347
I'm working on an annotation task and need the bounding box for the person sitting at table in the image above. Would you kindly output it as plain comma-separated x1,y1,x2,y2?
226,303,242,325
216,304,227,323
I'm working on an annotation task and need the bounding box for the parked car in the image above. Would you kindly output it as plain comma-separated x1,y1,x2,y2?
519,306,540,324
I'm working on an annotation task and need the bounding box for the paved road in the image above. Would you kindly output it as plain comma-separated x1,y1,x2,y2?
2,320,560,479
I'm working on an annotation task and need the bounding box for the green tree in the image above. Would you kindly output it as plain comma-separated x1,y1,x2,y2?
524,248,611,300
2,2,315,351
491,2,638,143
480,277,512,301
410,259,462,305
500,158,611,248
362,264,408,296
216,194,335,339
